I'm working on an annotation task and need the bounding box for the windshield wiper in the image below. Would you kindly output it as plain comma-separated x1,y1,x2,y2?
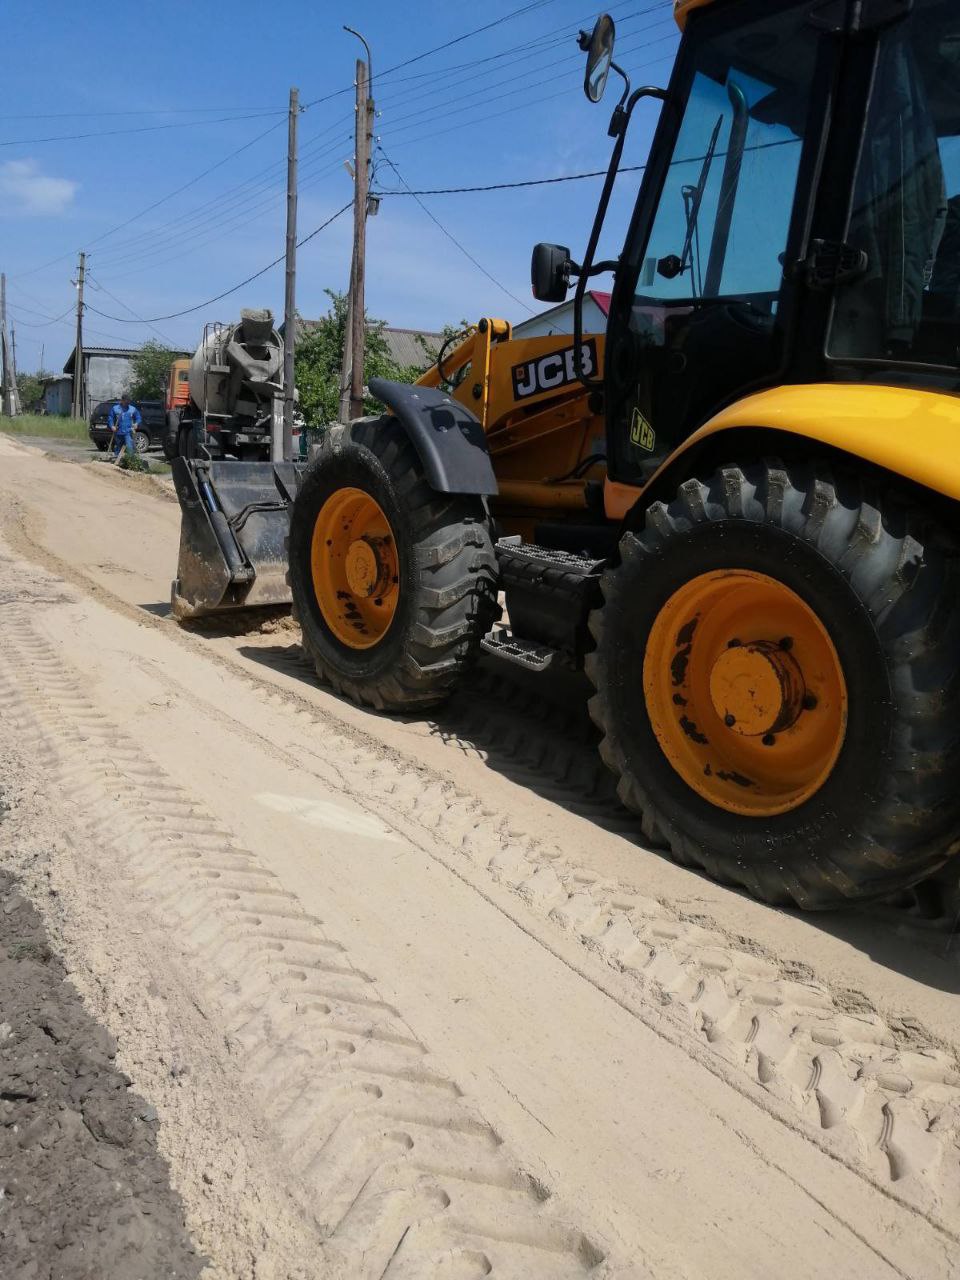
678,113,724,297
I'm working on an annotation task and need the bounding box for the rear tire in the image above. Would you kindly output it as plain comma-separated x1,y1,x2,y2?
587,460,960,908
133,429,149,455
289,417,499,711
162,411,181,460
179,423,201,461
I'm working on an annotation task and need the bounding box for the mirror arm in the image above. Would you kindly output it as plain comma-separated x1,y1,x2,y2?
573,85,669,388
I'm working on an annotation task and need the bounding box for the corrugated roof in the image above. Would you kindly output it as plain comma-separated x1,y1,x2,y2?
63,346,140,374
382,327,442,369
293,318,442,372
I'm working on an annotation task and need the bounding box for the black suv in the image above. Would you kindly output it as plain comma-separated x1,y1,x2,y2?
89,399,166,453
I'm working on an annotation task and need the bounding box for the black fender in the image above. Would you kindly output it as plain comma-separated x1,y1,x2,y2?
367,377,498,496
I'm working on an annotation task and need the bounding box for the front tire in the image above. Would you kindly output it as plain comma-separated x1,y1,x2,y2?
587,461,960,908
133,429,149,455
289,418,499,711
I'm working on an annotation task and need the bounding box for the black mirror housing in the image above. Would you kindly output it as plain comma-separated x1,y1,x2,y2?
531,243,572,303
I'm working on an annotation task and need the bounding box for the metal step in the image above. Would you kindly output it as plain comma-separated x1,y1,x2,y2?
481,625,562,673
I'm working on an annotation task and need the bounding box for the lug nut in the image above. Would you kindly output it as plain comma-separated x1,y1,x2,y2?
802,693,818,710
724,713,736,727
779,636,793,651
762,733,776,746
727,638,741,648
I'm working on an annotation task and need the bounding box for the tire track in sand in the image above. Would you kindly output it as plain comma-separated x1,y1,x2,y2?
0,589,609,1278
3,511,960,1242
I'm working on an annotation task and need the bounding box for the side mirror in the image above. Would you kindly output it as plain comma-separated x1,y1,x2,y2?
579,15,615,104
531,243,572,302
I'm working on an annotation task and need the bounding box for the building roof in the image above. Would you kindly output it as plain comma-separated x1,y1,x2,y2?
290,317,442,372
380,327,442,369
63,346,141,375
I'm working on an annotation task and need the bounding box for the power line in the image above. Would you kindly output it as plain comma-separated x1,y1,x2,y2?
385,49,677,153
85,119,289,251
10,117,289,280
374,134,802,198
375,0,653,95
6,304,74,328
90,116,350,262
0,110,285,148
376,10,675,122
382,28,677,137
376,146,533,315
0,106,288,120
303,0,561,107
92,127,351,270
85,201,352,323
86,277,178,347
373,165,646,196
92,151,351,282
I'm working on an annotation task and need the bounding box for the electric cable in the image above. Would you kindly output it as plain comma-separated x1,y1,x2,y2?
85,201,352,323
0,110,285,148
86,277,179,347
376,147,533,315
303,0,561,107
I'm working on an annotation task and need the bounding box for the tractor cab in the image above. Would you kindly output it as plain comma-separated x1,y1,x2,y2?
536,0,960,496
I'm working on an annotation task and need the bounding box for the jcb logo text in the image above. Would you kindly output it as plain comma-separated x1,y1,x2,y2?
511,339,598,400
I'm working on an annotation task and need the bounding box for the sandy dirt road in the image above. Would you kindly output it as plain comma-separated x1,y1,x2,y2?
0,434,958,1278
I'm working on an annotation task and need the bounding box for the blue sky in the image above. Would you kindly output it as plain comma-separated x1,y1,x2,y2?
2,0,679,372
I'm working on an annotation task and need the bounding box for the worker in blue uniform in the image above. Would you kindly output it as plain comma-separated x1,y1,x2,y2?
108,394,142,463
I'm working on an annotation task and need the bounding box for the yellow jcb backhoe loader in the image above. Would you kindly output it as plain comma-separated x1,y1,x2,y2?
174,0,960,911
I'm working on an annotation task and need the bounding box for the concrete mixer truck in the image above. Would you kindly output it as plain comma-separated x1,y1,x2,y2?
163,309,287,462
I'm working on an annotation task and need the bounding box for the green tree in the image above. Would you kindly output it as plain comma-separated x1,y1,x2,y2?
293,290,427,429
16,368,49,412
129,340,178,401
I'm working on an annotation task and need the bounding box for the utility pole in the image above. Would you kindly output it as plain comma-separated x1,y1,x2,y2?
0,273,10,414
71,251,86,420
0,272,13,417
340,31,374,423
278,85,299,463
349,57,373,421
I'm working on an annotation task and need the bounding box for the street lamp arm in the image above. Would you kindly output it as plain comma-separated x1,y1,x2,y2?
343,26,373,98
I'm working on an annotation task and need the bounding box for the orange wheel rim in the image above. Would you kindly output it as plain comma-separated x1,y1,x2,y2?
643,570,847,817
310,487,400,650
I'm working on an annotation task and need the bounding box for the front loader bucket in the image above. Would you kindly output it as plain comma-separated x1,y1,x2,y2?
171,457,305,619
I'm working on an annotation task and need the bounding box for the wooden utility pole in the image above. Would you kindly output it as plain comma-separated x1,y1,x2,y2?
0,274,20,417
338,259,354,425
71,251,86,420
278,85,299,463
349,58,373,421
0,272,10,417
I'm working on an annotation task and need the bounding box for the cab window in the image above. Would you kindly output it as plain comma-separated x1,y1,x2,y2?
829,0,960,367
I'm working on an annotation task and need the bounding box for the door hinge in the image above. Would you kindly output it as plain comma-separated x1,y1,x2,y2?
794,239,869,290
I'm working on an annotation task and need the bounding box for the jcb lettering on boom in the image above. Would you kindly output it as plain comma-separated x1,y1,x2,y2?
511,339,598,400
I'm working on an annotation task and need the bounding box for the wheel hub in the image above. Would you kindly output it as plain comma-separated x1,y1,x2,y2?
344,536,391,599
709,641,805,738
310,487,400,650
642,569,847,817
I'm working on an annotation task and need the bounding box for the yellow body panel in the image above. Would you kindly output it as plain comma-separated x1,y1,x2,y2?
416,320,607,531
674,0,716,30
604,382,960,521
693,383,960,502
